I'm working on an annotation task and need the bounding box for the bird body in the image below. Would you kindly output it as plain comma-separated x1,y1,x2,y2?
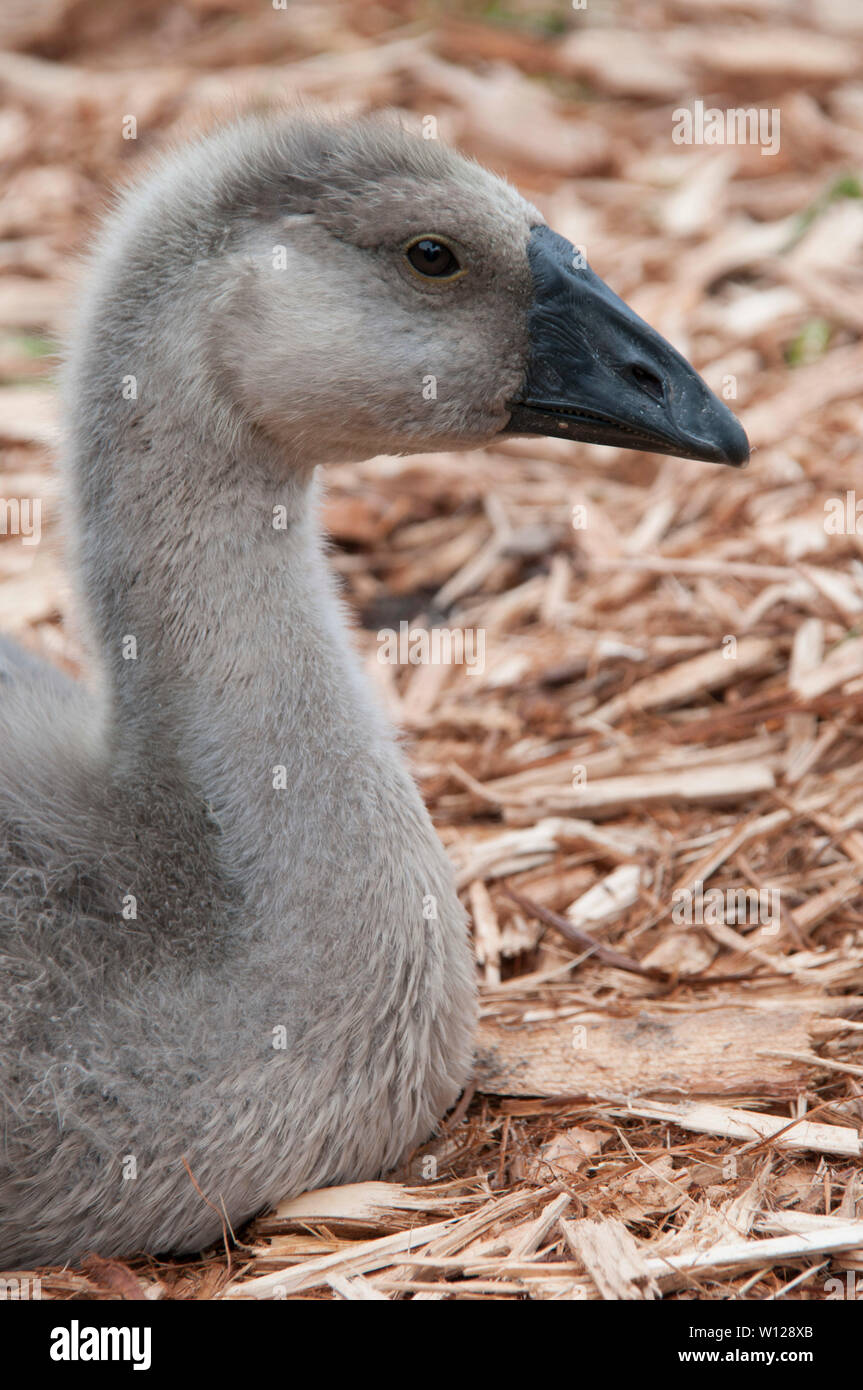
0,114,747,1266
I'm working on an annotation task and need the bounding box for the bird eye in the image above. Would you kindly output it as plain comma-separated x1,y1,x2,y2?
404,236,463,281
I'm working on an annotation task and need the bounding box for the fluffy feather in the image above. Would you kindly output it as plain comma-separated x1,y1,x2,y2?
0,112,543,1265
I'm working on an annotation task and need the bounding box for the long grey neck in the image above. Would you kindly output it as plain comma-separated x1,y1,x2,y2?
68,391,402,929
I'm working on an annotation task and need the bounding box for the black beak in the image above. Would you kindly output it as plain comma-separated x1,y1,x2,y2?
504,225,749,467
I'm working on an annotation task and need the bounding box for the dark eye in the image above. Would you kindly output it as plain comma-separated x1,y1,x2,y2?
404,236,462,281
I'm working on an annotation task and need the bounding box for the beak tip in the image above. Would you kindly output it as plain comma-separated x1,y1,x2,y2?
707,414,750,469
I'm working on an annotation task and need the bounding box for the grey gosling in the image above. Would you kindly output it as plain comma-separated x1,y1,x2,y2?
0,114,749,1267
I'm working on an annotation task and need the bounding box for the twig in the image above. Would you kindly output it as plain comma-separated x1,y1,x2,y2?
182,1155,234,1277
502,885,770,987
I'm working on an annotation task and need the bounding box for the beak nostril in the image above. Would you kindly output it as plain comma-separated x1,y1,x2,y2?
629,362,666,404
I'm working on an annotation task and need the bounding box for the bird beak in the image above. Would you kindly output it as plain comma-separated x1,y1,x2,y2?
504,225,749,467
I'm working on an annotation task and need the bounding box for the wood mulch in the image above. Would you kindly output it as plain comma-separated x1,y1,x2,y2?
2,0,863,1300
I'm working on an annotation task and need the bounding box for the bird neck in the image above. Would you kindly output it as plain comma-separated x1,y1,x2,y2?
69,409,400,916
